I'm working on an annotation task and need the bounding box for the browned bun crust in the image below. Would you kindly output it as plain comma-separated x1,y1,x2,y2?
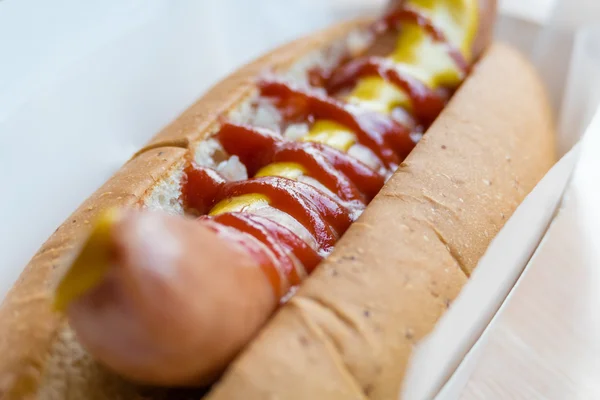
204,42,556,400
0,20,369,400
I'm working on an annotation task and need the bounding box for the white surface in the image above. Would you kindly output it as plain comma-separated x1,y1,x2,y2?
500,0,558,23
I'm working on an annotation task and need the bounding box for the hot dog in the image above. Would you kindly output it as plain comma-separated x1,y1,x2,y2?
0,0,556,399
56,0,486,387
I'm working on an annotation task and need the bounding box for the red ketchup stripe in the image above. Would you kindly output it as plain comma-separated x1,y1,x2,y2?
201,214,296,297
373,6,469,74
220,178,352,252
209,213,322,282
271,145,365,203
182,165,227,215
258,79,414,168
314,143,385,200
182,165,354,253
325,57,447,127
200,219,284,297
217,122,384,202
215,123,279,174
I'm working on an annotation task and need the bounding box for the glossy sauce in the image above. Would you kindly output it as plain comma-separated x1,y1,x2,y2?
324,57,447,127
216,122,385,202
202,213,323,297
199,218,288,298
183,165,353,252
258,79,414,168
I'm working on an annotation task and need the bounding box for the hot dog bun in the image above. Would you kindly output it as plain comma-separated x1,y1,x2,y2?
0,8,554,400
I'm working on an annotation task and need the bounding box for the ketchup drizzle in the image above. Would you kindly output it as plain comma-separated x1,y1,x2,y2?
184,165,353,252
217,122,385,202
325,57,447,127
207,213,322,285
200,219,285,297
258,79,414,168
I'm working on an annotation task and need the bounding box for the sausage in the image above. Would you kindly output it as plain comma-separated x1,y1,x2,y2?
58,210,277,386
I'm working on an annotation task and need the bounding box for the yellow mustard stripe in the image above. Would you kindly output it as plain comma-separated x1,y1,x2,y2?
255,162,308,180
390,23,462,89
209,193,270,216
346,76,410,115
54,209,120,311
406,0,479,61
209,0,479,215
302,120,357,152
